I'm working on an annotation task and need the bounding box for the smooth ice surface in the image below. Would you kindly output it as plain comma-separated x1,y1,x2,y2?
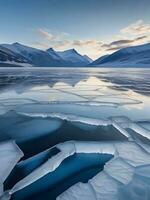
1,118,62,142
104,157,134,184
0,68,150,121
58,183,97,200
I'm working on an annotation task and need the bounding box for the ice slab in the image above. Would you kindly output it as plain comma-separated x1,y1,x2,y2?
2,118,62,142
115,142,150,166
104,157,134,184
129,123,150,140
0,141,23,196
17,111,111,126
138,121,150,131
57,182,97,200
90,171,121,200
118,167,150,200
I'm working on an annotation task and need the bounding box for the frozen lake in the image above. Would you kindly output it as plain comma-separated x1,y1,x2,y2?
0,67,150,200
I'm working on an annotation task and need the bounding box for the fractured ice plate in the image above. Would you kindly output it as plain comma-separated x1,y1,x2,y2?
0,141,23,196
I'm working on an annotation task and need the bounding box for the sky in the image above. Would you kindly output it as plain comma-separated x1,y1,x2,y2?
0,0,150,59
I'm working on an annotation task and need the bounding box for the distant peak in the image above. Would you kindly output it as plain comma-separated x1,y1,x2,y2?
64,48,79,55
12,42,21,46
57,48,79,55
47,47,54,52
69,48,77,53
59,48,77,53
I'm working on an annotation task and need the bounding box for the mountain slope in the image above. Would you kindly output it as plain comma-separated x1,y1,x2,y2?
91,55,109,66
92,43,150,67
57,49,91,66
0,45,30,67
46,48,64,61
1,43,66,67
83,55,93,63
0,43,92,67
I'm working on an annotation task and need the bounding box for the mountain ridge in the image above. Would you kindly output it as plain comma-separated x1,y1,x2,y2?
0,43,91,67
91,43,150,67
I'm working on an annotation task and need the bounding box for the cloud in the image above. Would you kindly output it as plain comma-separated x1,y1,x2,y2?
38,29,58,40
38,28,69,42
73,40,102,48
53,40,72,48
110,39,133,46
134,35,148,41
121,20,150,35
101,35,149,52
106,46,129,51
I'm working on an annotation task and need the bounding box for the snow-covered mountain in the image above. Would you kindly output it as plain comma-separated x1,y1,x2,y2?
91,54,109,66
0,45,30,67
57,49,91,66
0,43,92,67
1,43,66,67
46,48,64,61
91,43,150,67
83,55,93,63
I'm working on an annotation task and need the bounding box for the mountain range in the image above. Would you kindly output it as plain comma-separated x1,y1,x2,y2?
0,42,150,67
0,43,92,67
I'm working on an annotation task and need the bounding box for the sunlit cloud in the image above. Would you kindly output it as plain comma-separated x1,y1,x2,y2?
73,40,102,48
37,29,70,42
121,20,150,35
38,29,58,40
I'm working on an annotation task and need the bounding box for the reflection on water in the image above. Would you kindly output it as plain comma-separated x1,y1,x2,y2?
0,67,150,120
